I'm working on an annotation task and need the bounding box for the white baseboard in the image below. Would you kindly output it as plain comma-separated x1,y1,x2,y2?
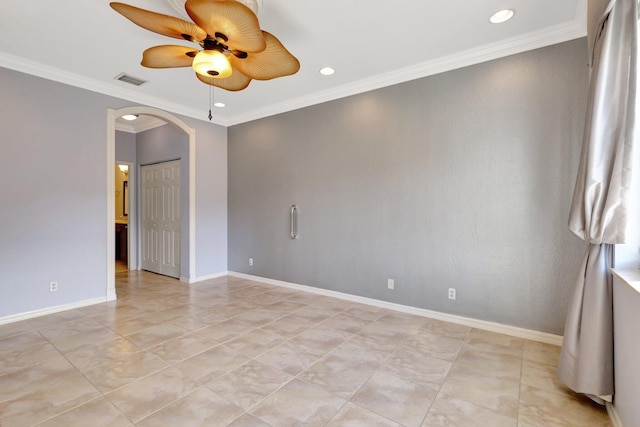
0,297,107,326
606,402,623,427
188,271,230,284
228,271,563,346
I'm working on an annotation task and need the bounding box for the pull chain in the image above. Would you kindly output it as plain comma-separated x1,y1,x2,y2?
208,84,213,121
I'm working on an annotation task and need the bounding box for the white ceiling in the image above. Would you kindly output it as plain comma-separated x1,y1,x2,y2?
0,0,586,127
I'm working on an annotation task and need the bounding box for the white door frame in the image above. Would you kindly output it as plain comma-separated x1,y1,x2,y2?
115,160,136,270
107,106,196,301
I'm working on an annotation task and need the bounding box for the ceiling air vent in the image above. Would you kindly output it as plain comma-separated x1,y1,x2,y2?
114,73,147,86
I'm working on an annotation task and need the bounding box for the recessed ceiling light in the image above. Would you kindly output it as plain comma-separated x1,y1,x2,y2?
320,67,335,76
213,102,226,108
121,114,138,121
490,9,515,24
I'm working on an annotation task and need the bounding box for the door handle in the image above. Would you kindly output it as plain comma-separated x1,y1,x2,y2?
290,205,298,239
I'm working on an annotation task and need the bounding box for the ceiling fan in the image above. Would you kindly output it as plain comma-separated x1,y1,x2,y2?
110,0,300,91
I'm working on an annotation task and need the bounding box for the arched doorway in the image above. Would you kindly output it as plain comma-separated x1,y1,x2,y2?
106,106,196,301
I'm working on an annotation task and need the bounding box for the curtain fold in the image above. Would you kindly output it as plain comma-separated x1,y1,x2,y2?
558,0,638,398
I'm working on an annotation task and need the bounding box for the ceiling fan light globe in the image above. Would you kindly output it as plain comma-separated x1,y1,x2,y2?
192,50,233,78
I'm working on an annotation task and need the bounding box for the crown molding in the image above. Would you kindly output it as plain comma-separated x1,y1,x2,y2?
0,52,231,127
0,7,586,128
226,19,587,126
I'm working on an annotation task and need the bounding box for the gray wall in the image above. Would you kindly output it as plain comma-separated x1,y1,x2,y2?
0,67,228,319
228,39,589,335
137,124,190,279
115,130,136,163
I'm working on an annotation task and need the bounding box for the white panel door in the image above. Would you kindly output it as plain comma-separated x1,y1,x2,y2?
141,160,181,278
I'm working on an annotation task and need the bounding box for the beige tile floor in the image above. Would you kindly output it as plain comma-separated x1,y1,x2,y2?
0,271,611,426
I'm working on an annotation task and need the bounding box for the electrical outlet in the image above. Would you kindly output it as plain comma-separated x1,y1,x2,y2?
388,279,395,290
49,281,58,292
249,258,254,266
448,288,456,300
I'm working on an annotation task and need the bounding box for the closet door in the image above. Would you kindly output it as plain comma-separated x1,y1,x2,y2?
141,160,181,278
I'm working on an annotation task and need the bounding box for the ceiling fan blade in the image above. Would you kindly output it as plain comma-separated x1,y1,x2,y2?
185,0,265,53
110,2,207,42
229,31,300,80
142,45,198,68
196,69,252,91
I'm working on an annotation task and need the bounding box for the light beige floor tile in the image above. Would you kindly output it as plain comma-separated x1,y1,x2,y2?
290,305,335,323
63,337,140,372
375,311,426,329
404,329,465,361
379,345,452,385
0,373,100,427
47,326,122,353
227,413,272,427
521,358,572,396
357,321,411,346
0,355,77,402
325,402,403,426
423,395,517,426
251,378,345,427
106,366,200,422
417,318,471,340
0,320,34,341
107,315,162,336
0,330,48,356
518,384,611,427
259,314,315,338
262,300,308,314
0,340,60,376
341,304,387,321
124,322,188,348
298,352,379,399
224,328,285,357
206,359,292,410
147,330,218,363
175,344,250,383
437,364,520,418
0,272,609,427
136,386,244,427
256,340,326,376
292,325,353,354
232,308,285,327
171,314,221,331
35,397,132,427
285,292,323,305
196,318,256,342
331,335,399,364
92,304,151,324
305,297,352,315
464,329,524,357
523,340,561,367
249,292,290,306
37,318,105,341
81,350,168,393
26,310,88,329
321,312,374,334
351,371,439,427
454,344,522,380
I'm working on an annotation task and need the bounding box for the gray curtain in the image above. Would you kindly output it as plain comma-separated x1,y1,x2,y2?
558,0,638,399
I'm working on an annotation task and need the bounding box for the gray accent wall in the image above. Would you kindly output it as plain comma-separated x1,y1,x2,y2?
228,39,589,335
0,67,228,319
